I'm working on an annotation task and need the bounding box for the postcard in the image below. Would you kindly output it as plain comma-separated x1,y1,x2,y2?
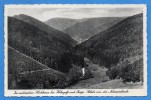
4,4,147,96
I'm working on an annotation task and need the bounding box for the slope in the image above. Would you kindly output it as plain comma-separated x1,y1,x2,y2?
8,16,75,73
63,17,125,43
14,14,76,46
75,13,143,82
8,46,49,74
8,46,66,89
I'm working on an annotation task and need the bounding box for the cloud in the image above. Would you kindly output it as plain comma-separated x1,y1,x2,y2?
6,6,143,21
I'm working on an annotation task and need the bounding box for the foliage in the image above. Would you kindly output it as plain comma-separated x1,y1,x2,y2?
106,57,143,83
8,17,75,73
76,13,143,82
8,47,67,89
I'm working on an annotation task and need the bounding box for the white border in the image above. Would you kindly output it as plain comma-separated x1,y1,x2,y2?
4,4,147,97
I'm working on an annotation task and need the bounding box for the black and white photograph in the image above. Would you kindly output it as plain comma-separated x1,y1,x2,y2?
4,4,147,96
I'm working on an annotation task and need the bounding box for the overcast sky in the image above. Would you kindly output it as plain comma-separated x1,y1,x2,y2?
6,6,143,21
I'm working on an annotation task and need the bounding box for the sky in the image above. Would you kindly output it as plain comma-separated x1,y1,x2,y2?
6,6,143,21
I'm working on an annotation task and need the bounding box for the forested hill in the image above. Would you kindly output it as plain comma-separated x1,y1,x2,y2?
8,16,76,73
75,13,143,82
63,17,125,43
8,16,89,89
13,14,76,46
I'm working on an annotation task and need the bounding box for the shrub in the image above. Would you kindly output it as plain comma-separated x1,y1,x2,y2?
106,58,143,83
106,67,119,80
120,58,143,83
56,65,93,88
67,65,82,84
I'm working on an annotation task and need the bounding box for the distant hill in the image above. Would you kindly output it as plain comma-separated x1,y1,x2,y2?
75,13,143,82
44,18,89,31
63,17,125,43
13,14,76,46
44,18,78,31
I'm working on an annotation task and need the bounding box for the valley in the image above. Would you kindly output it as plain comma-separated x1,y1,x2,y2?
7,13,144,89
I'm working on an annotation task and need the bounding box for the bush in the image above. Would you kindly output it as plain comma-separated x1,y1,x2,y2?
106,66,119,80
53,65,82,88
67,65,82,84
55,65,93,88
106,58,143,83
120,58,143,83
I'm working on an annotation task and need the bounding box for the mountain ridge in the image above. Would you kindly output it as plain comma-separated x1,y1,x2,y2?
13,14,76,46
8,16,75,73
44,17,90,31
44,18,78,31
63,17,125,43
